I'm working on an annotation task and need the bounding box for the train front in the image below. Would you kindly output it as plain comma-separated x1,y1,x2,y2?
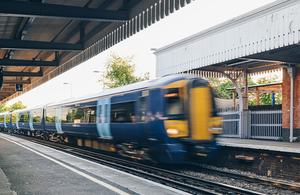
161,78,223,163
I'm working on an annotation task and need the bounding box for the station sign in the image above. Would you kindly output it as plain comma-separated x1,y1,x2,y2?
16,84,23,92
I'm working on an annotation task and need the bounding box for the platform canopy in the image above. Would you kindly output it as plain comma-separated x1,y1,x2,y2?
0,0,194,103
155,0,300,77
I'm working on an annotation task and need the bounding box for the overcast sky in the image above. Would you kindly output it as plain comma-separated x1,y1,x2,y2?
6,0,276,108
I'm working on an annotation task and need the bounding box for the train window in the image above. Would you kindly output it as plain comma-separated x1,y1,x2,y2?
11,114,17,123
0,116,4,123
18,112,29,123
69,106,96,124
45,108,56,123
86,107,96,123
24,112,29,123
104,104,108,123
165,88,185,119
6,115,10,123
98,105,102,123
61,107,70,123
111,101,135,123
32,110,42,123
139,97,147,122
18,113,23,122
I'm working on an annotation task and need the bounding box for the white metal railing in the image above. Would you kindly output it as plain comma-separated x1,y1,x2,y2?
249,110,282,140
217,107,282,140
218,110,240,138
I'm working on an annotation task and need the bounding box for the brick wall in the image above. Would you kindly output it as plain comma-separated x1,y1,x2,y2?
282,66,300,142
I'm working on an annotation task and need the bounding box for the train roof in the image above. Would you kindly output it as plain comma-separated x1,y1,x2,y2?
11,105,44,113
45,74,202,107
0,111,12,116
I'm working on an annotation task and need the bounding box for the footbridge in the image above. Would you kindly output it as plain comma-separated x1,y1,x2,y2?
154,0,300,142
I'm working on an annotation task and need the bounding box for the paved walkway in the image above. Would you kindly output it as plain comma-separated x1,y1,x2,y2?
0,133,190,195
217,137,300,154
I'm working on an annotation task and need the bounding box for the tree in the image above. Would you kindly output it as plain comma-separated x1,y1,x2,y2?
0,103,8,113
208,75,282,106
101,53,150,89
8,101,27,111
207,77,256,99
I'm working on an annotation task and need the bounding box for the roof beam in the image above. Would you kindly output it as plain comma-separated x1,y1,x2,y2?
244,53,300,64
0,59,58,67
3,71,43,77
0,1,129,22
0,39,83,51
0,89,15,92
0,91,14,95
3,80,31,84
1,86,16,90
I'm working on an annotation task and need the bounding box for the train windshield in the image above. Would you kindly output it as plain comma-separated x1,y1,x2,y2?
165,88,185,119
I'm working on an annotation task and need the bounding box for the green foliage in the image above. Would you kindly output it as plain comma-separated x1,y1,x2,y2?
0,101,27,113
207,77,257,100
256,75,282,105
102,53,150,89
208,75,282,106
8,101,27,111
0,103,8,113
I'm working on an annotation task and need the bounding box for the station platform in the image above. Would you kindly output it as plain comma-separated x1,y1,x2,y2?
217,137,300,154
0,133,189,195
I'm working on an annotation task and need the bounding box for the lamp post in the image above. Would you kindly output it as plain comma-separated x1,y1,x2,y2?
63,82,72,98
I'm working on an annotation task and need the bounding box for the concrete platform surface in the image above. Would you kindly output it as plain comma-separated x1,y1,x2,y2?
217,137,300,154
0,133,190,195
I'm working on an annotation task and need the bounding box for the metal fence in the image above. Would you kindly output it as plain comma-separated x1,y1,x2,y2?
249,110,282,140
218,108,240,138
217,107,282,140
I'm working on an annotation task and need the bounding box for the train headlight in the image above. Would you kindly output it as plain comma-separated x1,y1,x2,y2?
166,128,180,135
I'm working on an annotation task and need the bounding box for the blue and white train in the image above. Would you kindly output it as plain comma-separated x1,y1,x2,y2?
0,74,223,163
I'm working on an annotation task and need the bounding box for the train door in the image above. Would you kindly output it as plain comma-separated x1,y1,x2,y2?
4,115,6,128
16,113,19,129
29,111,34,130
96,98,112,139
138,91,149,141
55,106,63,133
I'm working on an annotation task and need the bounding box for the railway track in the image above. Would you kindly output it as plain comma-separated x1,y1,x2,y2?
191,164,300,192
0,132,285,195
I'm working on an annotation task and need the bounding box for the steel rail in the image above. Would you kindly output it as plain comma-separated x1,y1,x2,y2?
192,164,300,192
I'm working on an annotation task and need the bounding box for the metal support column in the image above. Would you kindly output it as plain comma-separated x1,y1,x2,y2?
241,71,249,138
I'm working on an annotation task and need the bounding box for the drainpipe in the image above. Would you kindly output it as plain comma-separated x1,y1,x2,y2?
288,67,296,142
282,65,296,142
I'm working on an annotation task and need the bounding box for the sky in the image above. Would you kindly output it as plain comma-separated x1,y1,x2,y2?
6,0,276,108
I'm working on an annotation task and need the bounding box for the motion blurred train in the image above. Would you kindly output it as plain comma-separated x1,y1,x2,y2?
0,74,222,163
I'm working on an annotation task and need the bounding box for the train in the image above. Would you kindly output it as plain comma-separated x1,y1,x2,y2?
0,74,223,164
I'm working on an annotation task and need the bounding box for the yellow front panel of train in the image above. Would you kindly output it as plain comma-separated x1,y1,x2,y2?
164,120,188,138
190,87,212,140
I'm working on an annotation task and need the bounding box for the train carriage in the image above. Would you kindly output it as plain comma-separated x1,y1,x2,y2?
0,111,10,130
3,74,223,164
